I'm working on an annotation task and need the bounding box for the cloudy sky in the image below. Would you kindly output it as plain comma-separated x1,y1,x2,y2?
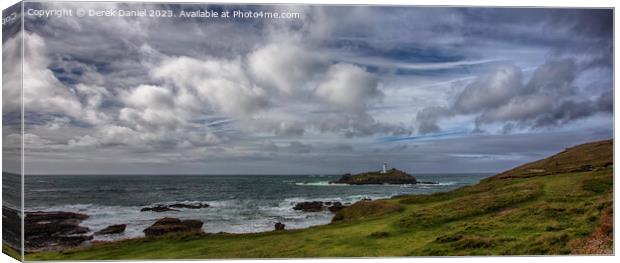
2,2,613,175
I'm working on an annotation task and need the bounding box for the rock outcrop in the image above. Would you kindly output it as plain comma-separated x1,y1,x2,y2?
143,217,203,237
24,210,92,250
327,202,346,212
293,201,324,212
331,168,418,185
274,222,285,231
95,224,126,235
293,201,347,213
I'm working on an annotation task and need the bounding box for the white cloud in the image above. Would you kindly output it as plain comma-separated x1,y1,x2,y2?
152,56,269,119
18,33,112,126
119,85,182,130
316,63,381,114
248,42,322,95
2,32,22,114
22,33,84,118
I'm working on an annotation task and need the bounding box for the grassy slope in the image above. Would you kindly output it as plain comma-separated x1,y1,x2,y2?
3,244,21,261
28,140,613,260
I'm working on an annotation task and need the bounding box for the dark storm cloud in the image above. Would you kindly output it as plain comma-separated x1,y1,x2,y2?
597,91,613,113
11,2,613,174
416,57,612,134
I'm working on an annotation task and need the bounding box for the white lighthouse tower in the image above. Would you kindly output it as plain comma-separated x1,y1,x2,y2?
382,162,388,174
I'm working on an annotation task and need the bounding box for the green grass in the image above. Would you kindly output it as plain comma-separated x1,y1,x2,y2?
3,243,21,261
27,168,613,260
26,140,614,259
332,200,404,223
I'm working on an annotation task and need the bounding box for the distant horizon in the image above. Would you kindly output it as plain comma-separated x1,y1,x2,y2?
11,170,498,176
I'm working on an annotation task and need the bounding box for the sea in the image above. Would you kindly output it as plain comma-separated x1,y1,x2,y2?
17,173,491,242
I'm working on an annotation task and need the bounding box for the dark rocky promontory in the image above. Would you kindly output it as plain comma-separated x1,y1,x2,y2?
169,203,210,209
24,210,93,251
143,217,204,237
293,201,347,212
331,168,418,185
95,224,126,235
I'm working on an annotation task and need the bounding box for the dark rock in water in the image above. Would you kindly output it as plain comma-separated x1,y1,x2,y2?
293,201,324,212
293,201,348,213
143,217,203,237
169,203,210,209
141,203,210,212
417,181,439,185
95,224,126,235
23,210,92,251
140,205,180,212
331,168,417,185
274,222,285,231
327,202,346,213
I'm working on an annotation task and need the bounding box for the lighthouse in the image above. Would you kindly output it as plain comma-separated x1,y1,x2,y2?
382,162,388,174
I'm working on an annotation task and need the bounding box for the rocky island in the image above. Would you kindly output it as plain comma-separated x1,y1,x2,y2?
331,163,419,185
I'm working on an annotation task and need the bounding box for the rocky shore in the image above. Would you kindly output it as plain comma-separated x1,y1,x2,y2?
7,199,350,251
22,209,93,251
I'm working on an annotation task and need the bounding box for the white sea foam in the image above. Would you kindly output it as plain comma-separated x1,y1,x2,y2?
28,198,340,242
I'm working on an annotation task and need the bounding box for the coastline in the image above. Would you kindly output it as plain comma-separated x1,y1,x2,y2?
19,139,613,259
19,173,487,247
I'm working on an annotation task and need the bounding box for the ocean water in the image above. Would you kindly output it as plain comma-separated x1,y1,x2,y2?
23,173,491,241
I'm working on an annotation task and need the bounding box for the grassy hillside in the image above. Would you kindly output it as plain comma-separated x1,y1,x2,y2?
27,139,613,259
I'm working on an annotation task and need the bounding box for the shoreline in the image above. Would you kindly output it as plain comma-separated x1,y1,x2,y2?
13,138,612,256
11,196,387,252
24,163,614,258
11,181,468,253
18,173,486,250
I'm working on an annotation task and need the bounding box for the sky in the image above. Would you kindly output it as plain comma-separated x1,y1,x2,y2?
2,2,613,175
